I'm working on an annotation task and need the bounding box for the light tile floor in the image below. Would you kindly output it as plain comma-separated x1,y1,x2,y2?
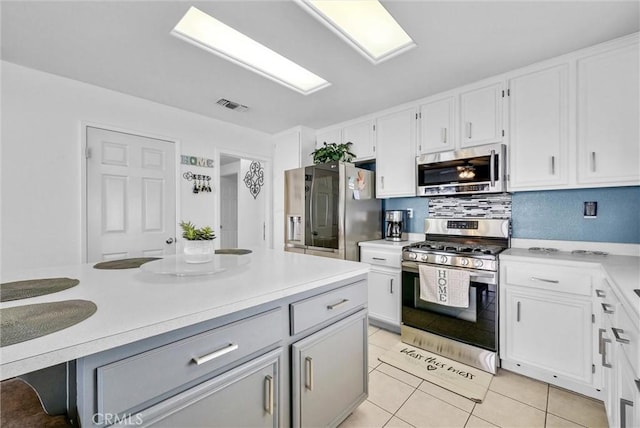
339,326,608,428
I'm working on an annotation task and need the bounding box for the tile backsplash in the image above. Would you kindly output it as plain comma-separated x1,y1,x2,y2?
428,195,512,218
382,186,639,244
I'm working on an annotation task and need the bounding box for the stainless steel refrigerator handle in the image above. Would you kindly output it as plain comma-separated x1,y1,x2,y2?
309,169,315,241
264,375,273,415
490,149,496,187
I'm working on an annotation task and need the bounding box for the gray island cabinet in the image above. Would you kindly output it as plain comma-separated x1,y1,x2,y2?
0,249,369,428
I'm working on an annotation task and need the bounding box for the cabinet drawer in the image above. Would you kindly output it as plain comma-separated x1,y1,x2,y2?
614,305,639,378
97,309,283,417
360,248,402,268
503,262,592,296
290,281,367,335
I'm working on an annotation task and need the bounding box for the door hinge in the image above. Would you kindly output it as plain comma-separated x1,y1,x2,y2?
508,88,511,96
592,364,596,374
373,124,376,132
502,130,505,137
592,314,595,323
416,113,418,120
502,90,505,97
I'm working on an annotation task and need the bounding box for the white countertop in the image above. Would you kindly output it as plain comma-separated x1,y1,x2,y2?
501,248,640,319
0,249,369,379
359,236,423,251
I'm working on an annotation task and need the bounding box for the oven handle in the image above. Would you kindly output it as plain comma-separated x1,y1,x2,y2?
401,262,496,282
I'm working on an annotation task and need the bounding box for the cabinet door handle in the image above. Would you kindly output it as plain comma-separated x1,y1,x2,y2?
264,375,274,415
466,122,472,139
372,257,387,261
441,127,447,144
305,357,314,391
390,278,394,294
530,277,559,284
595,289,606,298
591,152,597,172
551,156,555,175
516,301,521,322
598,328,606,355
620,398,633,428
602,338,612,368
602,303,614,314
381,176,385,190
192,343,239,365
327,299,349,310
612,327,630,344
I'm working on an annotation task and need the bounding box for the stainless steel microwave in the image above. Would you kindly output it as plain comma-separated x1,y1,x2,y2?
416,143,507,196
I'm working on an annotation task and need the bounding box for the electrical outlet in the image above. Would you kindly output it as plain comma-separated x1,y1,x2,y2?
584,201,597,218
407,208,413,218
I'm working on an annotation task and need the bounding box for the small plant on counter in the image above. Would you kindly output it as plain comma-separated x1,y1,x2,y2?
311,141,356,164
180,221,216,240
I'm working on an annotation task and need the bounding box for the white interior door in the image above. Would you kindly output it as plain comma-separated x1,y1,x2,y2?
86,126,176,262
220,174,238,248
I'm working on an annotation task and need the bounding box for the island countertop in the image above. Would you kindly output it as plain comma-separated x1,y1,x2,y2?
0,249,369,380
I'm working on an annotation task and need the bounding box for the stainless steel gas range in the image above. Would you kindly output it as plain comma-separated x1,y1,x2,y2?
401,218,510,374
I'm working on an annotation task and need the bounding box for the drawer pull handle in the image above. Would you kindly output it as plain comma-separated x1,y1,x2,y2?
327,299,349,310
192,343,239,365
602,338,612,368
390,278,394,294
612,327,630,344
602,303,614,314
372,257,387,261
620,398,633,428
595,289,606,298
264,375,274,415
530,277,559,284
305,357,314,391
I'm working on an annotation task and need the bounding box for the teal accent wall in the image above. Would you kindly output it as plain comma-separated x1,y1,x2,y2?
382,186,640,243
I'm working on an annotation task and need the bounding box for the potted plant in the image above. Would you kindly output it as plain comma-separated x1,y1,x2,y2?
311,142,356,164
180,221,216,263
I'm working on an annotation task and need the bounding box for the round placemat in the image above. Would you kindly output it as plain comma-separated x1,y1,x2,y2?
93,257,161,270
0,278,80,303
1,300,98,347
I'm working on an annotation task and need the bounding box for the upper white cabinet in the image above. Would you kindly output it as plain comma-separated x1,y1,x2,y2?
342,119,375,161
417,95,455,154
315,128,341,150
576,39,640,186
459,80,504,147
375,107,417,198
508,64,570,189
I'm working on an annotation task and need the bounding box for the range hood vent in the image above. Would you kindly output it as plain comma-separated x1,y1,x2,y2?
216,98,249,112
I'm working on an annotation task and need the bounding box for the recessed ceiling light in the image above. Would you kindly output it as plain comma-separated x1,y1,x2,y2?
171,6,330,95
296,0,416,64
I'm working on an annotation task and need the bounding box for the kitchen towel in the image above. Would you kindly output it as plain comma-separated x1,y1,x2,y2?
419,264,470,308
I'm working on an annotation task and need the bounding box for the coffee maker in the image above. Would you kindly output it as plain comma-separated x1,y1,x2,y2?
385,210,407,241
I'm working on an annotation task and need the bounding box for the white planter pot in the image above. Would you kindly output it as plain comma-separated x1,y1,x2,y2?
183,240,215,264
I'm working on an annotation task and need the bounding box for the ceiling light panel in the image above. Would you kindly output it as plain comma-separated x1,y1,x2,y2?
296,0,416,64
171,7,330,95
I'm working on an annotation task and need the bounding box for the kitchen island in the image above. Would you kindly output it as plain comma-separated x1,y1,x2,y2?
0,249,370,427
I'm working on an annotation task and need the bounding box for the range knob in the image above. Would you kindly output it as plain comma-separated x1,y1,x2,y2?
438,255,448,263
460,258,469,266
473,259,484,268
409,252,417,260
420,254,428,262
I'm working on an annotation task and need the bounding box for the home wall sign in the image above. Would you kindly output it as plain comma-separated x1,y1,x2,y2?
244,161,264,199
181,155,214,168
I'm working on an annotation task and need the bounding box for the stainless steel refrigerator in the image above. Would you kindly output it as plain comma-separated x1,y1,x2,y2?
284,162,381,261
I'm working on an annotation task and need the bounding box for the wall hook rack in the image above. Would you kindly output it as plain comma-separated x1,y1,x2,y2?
183,172,212,194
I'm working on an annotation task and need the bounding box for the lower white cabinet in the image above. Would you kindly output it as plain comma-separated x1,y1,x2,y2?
291,310,368,428
368,268,401,329
500,258,600,398
139,350,281,428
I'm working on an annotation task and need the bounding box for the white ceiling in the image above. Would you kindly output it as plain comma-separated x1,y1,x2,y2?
2,1,638,135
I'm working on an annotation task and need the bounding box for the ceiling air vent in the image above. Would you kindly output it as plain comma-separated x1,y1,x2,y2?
216,98,249,112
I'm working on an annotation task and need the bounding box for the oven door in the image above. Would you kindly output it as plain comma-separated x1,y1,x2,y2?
401,261,498,352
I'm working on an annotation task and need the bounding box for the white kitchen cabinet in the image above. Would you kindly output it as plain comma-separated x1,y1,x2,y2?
500,259,601,398
360,245,403,331
576,38,640,186
375,107,417,198
315,127,341,150
342,119,375,161
618,351,639,428
459,80,504,147
272,126,316,250
417,95,455,154
140,350,281,428
507,64,570,190
291,310,368,428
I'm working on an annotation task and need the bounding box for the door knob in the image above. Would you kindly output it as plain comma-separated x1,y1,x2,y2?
166,237,174,244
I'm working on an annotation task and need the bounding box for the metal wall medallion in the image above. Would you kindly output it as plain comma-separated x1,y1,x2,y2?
244,161,264,199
